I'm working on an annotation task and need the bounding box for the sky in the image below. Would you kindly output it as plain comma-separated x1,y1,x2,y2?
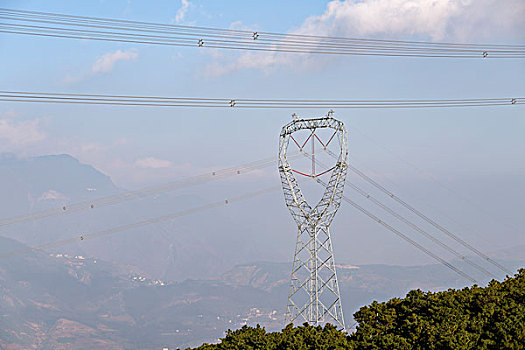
1,0,524,267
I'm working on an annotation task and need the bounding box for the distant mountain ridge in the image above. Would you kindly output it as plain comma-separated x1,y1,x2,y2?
0,153,281,281
0,153,118,216
1,234,523,349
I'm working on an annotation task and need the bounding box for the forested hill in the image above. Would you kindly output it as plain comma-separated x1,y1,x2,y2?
190,269,525,350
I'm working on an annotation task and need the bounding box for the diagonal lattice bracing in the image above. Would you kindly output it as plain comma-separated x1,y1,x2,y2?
278,113,347,330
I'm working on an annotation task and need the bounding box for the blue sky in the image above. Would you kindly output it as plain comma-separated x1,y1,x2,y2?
1,0,524,266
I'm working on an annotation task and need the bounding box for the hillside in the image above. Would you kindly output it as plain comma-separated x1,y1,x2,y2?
0,154,281,281
0,236,285,349
191,269,525,350
1,234,522,349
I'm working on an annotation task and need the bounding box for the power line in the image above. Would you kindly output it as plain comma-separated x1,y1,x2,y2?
1,8,524,58
345,180,494,277
2,145,483,284
0,151,491,285
0,160,480,285
2,24,522,58
0,153,300,228
0,184,281,259
331,152,512,275
303,151,494,279
0,91,522,109
315,178,478,284
286,132,480,283
3,8,524,49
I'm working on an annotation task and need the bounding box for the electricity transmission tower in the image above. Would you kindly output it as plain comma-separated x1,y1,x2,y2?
278,112,347,330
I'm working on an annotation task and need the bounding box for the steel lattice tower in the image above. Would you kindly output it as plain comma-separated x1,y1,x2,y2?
278,113,347,330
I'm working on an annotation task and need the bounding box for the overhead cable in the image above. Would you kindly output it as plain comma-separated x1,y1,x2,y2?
0,91,522,109
345,181,494,277
0,184,282,259
1,8,524,58
304,152,494,279
324,148,512,275
0,153,299,228
315,177,478,284
350,165,512,275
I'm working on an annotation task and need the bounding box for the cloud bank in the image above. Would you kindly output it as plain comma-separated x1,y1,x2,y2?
205,0,525,76
296,0,525,41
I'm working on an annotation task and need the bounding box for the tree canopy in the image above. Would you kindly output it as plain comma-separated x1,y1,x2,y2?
189,269,524,349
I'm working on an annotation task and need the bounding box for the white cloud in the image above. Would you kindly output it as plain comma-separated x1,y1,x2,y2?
38,190,68,201
92,49,138,74
175,0,191,24
62,49,138,84
134,157,173,169
205,0,525,76
0,118,46,151
295,0,525,41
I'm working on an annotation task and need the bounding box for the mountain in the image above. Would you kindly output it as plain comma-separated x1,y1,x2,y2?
0,235,131,349
2,233,522,349
0,235,284,349
0,154,280,282
0,153,118,217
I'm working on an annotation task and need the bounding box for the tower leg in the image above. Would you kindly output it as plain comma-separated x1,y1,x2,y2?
285,221,345,329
